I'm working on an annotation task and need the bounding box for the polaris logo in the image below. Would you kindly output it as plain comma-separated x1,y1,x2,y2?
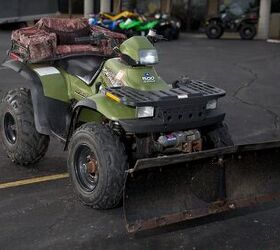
142,73,155,83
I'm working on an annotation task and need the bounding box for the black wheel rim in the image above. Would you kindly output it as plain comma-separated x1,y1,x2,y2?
74,144,99,192
4,112,17,144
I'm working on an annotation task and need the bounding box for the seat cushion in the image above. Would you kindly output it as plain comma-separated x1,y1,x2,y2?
56,56,104,84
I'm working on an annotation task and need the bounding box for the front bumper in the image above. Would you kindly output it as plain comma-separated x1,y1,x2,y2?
119,110,225,134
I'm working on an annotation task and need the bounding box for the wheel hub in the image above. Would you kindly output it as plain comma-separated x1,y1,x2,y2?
4,112,17,144
86,155,98,175
245,28,252,35
211,28,217,34
74,145,99,192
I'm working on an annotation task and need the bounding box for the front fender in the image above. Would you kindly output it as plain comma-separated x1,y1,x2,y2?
71,94,136,125
91,94,136,120
64,95,136,150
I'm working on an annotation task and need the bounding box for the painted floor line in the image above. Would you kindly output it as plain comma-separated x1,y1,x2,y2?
0,173,69,190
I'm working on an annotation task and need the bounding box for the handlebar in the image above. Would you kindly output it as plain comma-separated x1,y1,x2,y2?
147,30,166,44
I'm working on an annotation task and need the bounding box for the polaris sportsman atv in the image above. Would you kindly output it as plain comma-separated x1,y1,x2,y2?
1,16,232,222
3,18,280,234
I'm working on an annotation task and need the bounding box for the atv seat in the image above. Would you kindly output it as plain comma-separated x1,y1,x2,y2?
57,55,104,85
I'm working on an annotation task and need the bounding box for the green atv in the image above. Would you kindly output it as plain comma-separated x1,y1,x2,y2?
1,21,233,231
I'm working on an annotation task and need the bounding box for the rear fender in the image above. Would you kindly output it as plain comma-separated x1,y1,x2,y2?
2,60,70,137
239,19,257,28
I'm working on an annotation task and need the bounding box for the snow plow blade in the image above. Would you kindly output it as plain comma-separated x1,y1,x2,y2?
124,141,280,233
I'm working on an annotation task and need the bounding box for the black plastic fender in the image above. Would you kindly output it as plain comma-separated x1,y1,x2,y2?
64,98,97,150
2,60,51,135
2,60,70,138
207,17,223,26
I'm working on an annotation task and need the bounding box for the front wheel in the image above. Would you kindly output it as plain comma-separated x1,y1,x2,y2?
68,123,128,209
239,24,257,40
206,23,224,39
163,27,174,40
172,29,180,40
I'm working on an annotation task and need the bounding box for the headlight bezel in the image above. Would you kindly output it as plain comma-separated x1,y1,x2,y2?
206,99,217,110
137,106,155,118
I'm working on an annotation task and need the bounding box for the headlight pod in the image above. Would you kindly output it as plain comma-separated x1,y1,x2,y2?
139,49,159,65
206,99,217,110
137,106,154,118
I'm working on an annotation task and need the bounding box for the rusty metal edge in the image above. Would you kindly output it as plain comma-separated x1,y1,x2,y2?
125,192,280,233
128,140,280,173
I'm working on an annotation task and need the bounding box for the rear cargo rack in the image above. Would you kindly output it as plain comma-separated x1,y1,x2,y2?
104,80,225,107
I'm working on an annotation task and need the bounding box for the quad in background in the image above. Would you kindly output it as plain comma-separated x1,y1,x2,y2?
205,3,259,40
89,11,181,40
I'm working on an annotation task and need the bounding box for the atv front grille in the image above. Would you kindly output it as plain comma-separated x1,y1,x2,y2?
104,80,225,107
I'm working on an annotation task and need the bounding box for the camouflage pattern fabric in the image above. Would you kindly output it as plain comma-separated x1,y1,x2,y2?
11,26,57,62
90,25,127,40
37,17,91,45
90,25,126,56
37,17,89,32
56,45,102,55
10,17,127,62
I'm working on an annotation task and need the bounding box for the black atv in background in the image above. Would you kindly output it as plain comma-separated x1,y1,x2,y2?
205,3,259,40
153,12,181,40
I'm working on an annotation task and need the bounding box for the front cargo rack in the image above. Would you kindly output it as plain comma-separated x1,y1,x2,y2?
104,80,225,107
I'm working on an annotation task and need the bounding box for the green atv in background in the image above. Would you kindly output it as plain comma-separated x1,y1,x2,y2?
118,18,160,36
1,19,235,232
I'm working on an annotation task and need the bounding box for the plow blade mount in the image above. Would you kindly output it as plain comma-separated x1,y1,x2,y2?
124,141,280,233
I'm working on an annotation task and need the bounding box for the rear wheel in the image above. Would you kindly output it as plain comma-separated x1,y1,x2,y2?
0,88,50,165
172,29,180,40
206,23,224,39
68,123,128,209
239,24,256,40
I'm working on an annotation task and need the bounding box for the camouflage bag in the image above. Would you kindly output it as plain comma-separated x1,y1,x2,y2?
10,17,127,62
37,17,91,45
90,25,126,56
11,26,57,62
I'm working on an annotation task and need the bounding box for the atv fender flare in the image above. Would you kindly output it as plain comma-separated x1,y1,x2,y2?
2,60,51,135
207,17,222,24
64,98,98,150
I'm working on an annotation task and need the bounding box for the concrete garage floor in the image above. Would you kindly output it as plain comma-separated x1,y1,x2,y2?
0,31,280,249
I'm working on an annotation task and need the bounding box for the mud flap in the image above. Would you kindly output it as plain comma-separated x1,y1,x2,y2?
124,141,280,233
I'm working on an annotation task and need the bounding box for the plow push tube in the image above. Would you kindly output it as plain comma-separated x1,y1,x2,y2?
124,141,280,233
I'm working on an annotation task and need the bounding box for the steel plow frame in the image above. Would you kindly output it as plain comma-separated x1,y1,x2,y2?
124,141,280,233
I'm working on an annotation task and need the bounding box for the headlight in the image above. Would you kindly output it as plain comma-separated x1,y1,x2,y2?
206,99,217,110
139,49,159,65
137,106,154,118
